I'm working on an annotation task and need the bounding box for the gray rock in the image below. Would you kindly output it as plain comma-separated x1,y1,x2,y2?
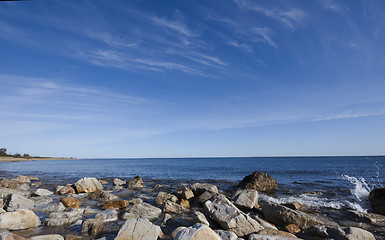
30,235,64,240
34,189,54,196
193,211,210,226
238,171,277,192
0,209,41,230
31,196,53,206
155,191,178,206
344,227,375,240
113,178,126,186
191,183,218,196
251,215,278,230
43,209,83,226
261,202,323,230
3,193,34,212
248,234,299,240
308,225,375,240
74,177,103,193
122,202,162,221
198,190,219,204
114,218,162,240
0,187,30,198
81,218,104,237
204,195,264,237
233,189,259,210
214,230,238,240
95,209,118,222
174,223,221,240
35,202,66,212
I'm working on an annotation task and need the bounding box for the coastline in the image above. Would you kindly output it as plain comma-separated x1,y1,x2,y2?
0,156,77,162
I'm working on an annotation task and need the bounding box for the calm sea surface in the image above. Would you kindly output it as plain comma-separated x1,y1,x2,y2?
1,156,384,212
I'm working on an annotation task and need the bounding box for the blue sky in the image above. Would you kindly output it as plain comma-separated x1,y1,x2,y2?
1,0,385,158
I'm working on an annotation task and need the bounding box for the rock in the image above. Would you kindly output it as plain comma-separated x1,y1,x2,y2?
89,190,119,202
126,176,145,189
174,186,194,200
369,188,385,215
0,209,4,214
114,218,162,240
102,200,129,210
251,215,278,230
248,234,299,240
344,227,375,240
238,171,277,191
43,209,83,226
0,209,41,230
113,178,126,186
163,200,188,213
74,177,103,193
193,211,210,226
30,235,64,240
31,196,53,206
0,199,3,209
261,202,322,230
155,191,178,206
174,223,221,240
233,189,259,210
122,202,162,221
81,218,104,237
198,190,219,204
98,179,108,185
3,194,34,211
0,230,29,240
191,183,218,196
257,229,298,238
60,197,82,208
35,202,66,212
95,209,118,222
0,187,30,199
34,189,53,196
12,175,38,183
204,195,264,237
284,224,301,234
56,185,75,195
179,199,190,208
283,203,302,211
65,235,83,240
308,226,375,240
0,180,24,189
214,230,238,240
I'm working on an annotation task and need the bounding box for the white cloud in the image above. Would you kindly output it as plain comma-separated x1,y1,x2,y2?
253,27,278,49
227,41,253,53
320,0,342,12
152,15,198,38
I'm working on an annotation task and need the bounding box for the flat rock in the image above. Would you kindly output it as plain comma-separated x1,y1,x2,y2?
257,229,298,238
34,189,53,197
30,235,64,240
113,178,126,186
74,177,103,193
34,202,66,212
114,218,162,240
233,189,259,210
102,200,129,210
204,195,264,237
3,193,34,212
0,180,25,190
248,234,299,240
122,202,162,221
0,209,41,230
174,223,221,240
238,171,277,192
261,202,323,230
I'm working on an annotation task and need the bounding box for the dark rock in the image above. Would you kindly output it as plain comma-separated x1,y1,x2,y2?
238,171,277,191
369,188,385,215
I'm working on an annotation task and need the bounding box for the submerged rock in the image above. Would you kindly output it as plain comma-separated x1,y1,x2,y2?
238,171,277,191
114,218,162,240
174,223,221,240
0,209,41,230
74,177,103,193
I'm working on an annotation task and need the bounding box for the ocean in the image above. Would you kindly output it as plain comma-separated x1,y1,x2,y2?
1,156,384,213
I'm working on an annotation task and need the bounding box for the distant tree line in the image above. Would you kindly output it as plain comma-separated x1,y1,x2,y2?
0,148,32,159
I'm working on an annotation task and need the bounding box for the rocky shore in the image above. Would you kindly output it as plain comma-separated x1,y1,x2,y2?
0,171,384,240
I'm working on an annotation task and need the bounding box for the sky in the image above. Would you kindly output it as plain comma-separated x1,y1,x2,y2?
1,0,385,158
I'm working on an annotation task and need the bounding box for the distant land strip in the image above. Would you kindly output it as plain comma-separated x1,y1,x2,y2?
0,156,77,162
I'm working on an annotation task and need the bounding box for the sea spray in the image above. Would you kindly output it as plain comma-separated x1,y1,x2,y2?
342,174,372,212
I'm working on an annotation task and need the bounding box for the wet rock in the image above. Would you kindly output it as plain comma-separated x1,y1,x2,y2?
369,188,385,215
191,183,218,196
284,224,301,234
0,230,29,240
155,191,178,206
89,190,118,202
114,218,162,240
193,211,210,226
174,223,221,240
30,235,64,240
74,177,103,193
214,230,238,240
43,209,83,226
0,209,41,230
261,202,323,230
122,202,162,221
60,197,82,208
81,218,104,238
204,195,264,237
3,193,34,211
0,187,29,199
56,185,75,195
102,200,129,210
163,200,188,213
174,186,194,200
113,178,126,186
33,189,53,197
238,171,277,192
95,209,118,222
233,189,259,210
126,176,145,189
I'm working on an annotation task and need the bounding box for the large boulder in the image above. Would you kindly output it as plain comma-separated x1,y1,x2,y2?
43,209,83,226
174,223,221,240
308,225,375,240
0,209,41,230
3,194,34,212
0,187,29,199
122,202,162,221
238,171,277,191
204,195,264,237
127,176,145,189
261,202,322,230
74,177,103,193
369,188,385,215
191,183,218,196
114,218,162,240
233,189,259,210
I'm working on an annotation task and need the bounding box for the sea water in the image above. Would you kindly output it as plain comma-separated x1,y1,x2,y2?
0,156,384,213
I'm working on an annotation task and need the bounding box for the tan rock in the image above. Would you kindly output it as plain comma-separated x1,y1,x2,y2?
122,202,162,221
102,200,129,210
155,191,178,206
258,229,298,238
30,235,64,240
174,223,221,240
56,185,75,195
285,224,301,234
114,218,162,240
163,200,188,213
127,176,145,189
0,230,29,240
233,189,259,210
179,199,190,208
74,177,103,193
174,186,194,200
60,197,81,208
193,211,209,226
81,218,103,237
0,209,41,230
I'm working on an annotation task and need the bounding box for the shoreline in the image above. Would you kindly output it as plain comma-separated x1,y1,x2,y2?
0,156,77,162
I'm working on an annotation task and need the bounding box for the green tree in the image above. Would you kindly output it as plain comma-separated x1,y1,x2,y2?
13,153,21,158
0,148,7,156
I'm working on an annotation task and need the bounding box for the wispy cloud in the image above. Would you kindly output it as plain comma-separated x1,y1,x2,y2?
227,41,253,53
320,0,342,12
234,0,306,29
253,27,278,49
152,15,198,38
